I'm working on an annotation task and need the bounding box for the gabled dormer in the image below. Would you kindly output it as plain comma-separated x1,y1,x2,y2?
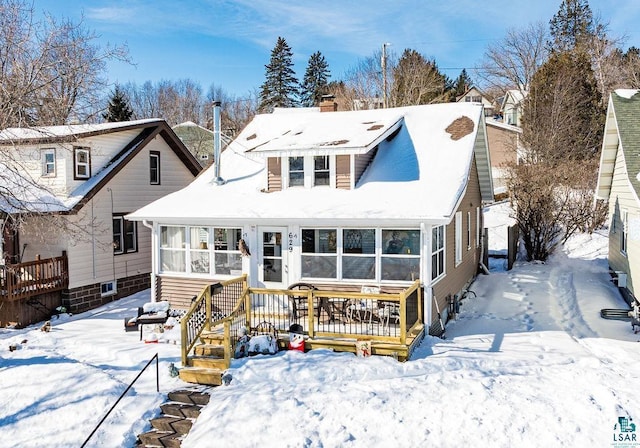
243,100,403,192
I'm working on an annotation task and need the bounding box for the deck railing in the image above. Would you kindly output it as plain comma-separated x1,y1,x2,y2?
181,278,422,366
0,252,69,302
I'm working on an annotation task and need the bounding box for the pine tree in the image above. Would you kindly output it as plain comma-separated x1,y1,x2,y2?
452,69,473,99
259,37,299,112
103,86,133,122
391,49,448,106
549,0,594,52
300,51,331,107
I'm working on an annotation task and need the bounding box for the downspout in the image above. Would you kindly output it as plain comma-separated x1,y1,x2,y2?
107,188,115,287
142,219,157,302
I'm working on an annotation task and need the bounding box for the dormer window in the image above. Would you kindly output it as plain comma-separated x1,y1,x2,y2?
288,156,304,187
74,147,91,179
41,148,56,176
314,156,330,186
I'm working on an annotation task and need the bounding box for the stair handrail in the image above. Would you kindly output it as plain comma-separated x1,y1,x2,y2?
180,275,247,365
81,353,159,448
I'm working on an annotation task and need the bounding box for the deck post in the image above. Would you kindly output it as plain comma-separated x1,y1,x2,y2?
307,289,315,338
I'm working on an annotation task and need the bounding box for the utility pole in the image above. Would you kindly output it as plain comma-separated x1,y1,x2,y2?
382,43,391,108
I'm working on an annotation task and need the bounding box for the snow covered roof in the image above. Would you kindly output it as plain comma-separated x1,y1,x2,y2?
0,120,201,214
0,119,163,144
128,103,493,225
241,109,404,157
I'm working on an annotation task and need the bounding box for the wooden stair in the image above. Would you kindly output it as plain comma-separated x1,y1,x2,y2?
137,389,210,448
178,329,229,386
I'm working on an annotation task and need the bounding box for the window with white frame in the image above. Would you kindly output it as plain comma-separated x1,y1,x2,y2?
455,211,462,265
301,229,337,278
74,147,91,179
160,226,186,272
467,211,472,250
432,225,445,281
101,280,117,296
113,216,137,254
159,226,242,275
314,156,330,186
300,228,420,282
343,228,376,280
288,156,304,187
476,207,481,248
621,210,628,255
381,229,420,281
150,151,160,185
41,148,56,176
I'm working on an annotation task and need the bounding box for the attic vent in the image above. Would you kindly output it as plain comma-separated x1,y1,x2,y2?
321,139,349,146
367,124,384,131
445,116,474,141
246,133,257,140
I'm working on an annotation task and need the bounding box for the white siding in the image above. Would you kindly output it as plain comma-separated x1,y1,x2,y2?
608,145,640,297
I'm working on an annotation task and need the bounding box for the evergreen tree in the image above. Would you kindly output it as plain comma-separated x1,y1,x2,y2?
300,51,331,107
522,50,603,162
452,69,473,99
103,85,133,122
549,0,594,52
391,49,448,106
259,37,299,112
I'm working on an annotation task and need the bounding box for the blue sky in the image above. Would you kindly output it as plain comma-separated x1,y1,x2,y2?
34,1,640,97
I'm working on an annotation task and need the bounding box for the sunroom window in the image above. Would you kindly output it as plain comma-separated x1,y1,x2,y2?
381,229,420,281
432,225,445,280
342,229,376,280
159,226,242,275
301,229,337,278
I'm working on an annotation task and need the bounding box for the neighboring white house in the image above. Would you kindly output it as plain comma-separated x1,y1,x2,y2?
596,89,640,305
500,89,527,127
128,100,494,334
456,86,497,117
0,119,201,323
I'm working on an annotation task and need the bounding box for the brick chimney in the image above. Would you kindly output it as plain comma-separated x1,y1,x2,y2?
319,94,338,112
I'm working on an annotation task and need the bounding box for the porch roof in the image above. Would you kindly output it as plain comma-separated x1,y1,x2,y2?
128,102,492,225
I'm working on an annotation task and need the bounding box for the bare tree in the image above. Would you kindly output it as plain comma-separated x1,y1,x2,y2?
476,22,548,95
339,49,395,110
390,49,449,106
505,160,606,261
0,0,129,128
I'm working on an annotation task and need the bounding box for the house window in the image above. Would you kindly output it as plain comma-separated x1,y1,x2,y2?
41,148,56,176
150,151,160,185
301,229,337,278
467,211,472,250
213,228,242,275
381,229,420,281
190,227,210,273
314,156,330,186
621,210,628,255
432,225,445,281
74,147,91,179
160,226,186,272
476,207,481,248
289,156,304,187
455,211,462,265
101,281,117,297
159,225,242,275
113,216,137,254
342,228,376,280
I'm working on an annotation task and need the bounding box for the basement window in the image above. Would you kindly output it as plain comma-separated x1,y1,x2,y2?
101,281,117,297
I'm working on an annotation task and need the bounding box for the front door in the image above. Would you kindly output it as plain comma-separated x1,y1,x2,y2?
258,228,287,288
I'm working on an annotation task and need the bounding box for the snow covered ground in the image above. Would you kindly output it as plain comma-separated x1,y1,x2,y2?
1,219,639,447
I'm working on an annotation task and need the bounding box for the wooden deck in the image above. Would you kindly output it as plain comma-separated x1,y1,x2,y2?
178,278,425,384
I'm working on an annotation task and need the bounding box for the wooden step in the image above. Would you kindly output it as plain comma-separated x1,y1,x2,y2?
199,331,225,345
187,355,227,370
167,390,211,406
160,402,204,419
137,429,182,448
150,416,193,435
193,343,226,357
178,367,223,386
